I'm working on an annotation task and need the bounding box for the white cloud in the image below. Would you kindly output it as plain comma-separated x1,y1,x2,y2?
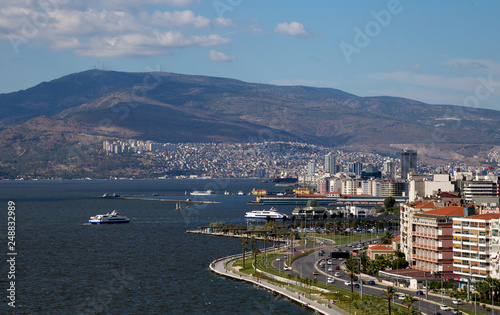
274,21,311,38
445,58,500,74
0,3,232,57
209,50,235,62
76,31,230,57
213,17,234,28
146,10,210,28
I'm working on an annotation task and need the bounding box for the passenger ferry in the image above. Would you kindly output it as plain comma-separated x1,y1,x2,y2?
190,190,215,196
244,207,288,220
89,210,130,224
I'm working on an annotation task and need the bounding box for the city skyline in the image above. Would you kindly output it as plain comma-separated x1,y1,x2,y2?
1,1,500,110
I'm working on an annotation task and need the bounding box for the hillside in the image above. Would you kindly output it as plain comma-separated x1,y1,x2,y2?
0,69,499,177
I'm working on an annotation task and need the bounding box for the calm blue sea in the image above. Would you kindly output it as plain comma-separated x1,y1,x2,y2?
0,179,309,314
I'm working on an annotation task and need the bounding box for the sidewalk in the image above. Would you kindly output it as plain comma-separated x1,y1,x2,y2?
210,254,349,315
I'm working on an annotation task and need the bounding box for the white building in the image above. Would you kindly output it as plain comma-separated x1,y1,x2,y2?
408,173,455,202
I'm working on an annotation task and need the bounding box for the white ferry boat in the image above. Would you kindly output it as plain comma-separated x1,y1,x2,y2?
190,189,215,196
89,210,130,224
244,207,288,220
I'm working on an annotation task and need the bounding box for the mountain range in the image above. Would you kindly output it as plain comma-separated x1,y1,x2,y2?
0,69,499,177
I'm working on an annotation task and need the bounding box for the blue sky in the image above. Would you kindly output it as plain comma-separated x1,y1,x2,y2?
1,0,500,110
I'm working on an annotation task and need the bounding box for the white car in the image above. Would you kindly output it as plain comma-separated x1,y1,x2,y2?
440,305,451,311
327,260,332,265
283,266,292,271
452,299,462,305
334,272,341,277
328,267,333,272
327,277,334,284
398,294,405,300
344,281,351,286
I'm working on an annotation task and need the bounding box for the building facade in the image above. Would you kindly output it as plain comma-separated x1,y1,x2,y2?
401,148,417,179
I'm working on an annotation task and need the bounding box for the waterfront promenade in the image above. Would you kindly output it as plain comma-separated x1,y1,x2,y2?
210,253,349,315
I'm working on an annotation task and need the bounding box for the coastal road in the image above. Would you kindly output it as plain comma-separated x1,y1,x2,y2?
288,241,481,315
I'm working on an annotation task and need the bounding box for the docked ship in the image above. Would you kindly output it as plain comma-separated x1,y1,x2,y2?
190,189,215,196
244,207,288,220
89,210,130,224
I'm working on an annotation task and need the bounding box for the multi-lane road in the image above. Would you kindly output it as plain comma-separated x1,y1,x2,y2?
272,237,483,315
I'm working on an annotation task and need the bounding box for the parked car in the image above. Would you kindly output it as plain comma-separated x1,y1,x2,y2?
283,266,292,271
398,294,405,300
440,305,451,311
344,281,351,286
415,290,424,295
328,267,333,272
335,266,341,270
312,271,318,275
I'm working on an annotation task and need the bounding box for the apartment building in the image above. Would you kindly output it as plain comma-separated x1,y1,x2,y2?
452,213,500,283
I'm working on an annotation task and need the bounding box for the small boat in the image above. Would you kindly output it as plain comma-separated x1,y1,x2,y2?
89,210,130,224
259,180,268,183
237,191,245,195
190,189,215,196
244,207,288,220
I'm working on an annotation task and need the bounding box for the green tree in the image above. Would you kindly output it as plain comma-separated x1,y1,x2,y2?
392,257,409,270
383,286,397,315
252,248,261,275
403,294,416,315
384,196,396,209
345,258,359,299
241,238,248,269
381,230,394,244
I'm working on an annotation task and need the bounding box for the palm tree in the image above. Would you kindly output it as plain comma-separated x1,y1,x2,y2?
345,258,359,299
383,286,397,315
241,238,248,269
381,230,394,244
263,233,269,262
252,248,261,275
403,294,416,315
250,235,256,252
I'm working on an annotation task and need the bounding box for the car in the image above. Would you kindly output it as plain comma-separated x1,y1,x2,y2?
327,260,332,265
283,266,292,271
312,271,318,275
328,267,333,272
276,258,281,261
335,266,341,270
398,294,405,300
339,258,344,261
334,272,341,277
368,280,376,285
451,309,462,315
319,264,325,268
327,277,334,284
354,283,360,289
452,299,462,305
344,281,351,286
415,290,424,295
440,305,451,311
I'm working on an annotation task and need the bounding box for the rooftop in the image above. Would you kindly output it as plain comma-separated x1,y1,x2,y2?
423,206,465,216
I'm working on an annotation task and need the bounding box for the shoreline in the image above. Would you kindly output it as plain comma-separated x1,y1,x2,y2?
209,253,349,315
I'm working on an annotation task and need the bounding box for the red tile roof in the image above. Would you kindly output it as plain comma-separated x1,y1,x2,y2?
415,202,437,209
369,245,394,251
392,236,401,241
423,206,464,216
463,213,500,220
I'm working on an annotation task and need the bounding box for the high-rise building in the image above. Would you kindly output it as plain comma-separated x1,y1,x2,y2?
401,148,417,179
307,160,316,176
325,153,336,174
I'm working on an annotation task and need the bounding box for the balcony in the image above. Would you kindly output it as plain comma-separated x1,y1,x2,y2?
413,243,438,251
412,232,438,239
